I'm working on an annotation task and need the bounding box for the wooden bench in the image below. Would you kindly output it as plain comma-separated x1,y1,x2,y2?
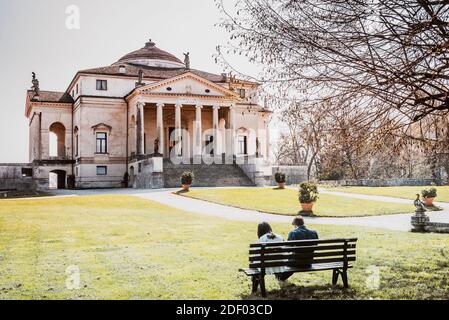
239,238,357,297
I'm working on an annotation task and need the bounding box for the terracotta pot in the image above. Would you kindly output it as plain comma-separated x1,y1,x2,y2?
278,182,285,189
300,202,314,212
181,184,191,191
424,197,434,206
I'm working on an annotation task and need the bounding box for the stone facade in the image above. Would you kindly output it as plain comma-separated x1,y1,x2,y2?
5,39,285,190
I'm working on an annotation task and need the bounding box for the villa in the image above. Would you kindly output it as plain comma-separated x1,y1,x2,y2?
1,39,306,190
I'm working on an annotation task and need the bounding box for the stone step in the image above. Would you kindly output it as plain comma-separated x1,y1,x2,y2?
162,161,254,188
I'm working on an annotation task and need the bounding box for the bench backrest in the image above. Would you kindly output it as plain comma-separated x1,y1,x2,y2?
248,238,357,273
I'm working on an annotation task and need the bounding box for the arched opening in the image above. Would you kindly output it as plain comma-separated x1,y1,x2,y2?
237,127,249,155
49,122,66,158
49,170,66,189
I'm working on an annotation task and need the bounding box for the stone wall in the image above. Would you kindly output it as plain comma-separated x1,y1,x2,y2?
320,178,443,187
132,157,164,189
237,157,308,186
0,164,36,191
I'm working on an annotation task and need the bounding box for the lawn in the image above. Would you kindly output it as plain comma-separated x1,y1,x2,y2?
1,195,448,300
181,188,413,217
328,185,449,202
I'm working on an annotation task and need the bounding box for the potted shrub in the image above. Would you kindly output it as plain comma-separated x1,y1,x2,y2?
180,171,194,191
421,187,437,206
298,182,319,212
274,171,286,189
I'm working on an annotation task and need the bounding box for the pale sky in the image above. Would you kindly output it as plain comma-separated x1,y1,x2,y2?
0,0,264,163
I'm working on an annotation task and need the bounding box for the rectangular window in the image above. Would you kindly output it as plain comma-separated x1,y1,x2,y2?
76,83,79,94
96,80,107,91
96,166,107,176
21,168,33,177
238,135,247,155
96,132,107,154
238,88,246,99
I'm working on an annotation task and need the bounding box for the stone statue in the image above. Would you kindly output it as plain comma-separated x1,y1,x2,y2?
31,72,40,97
414,194,426,212
135,69,144,87
154,137,160,155
183,52,190,69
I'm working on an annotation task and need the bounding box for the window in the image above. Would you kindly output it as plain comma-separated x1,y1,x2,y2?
96,166,107,176
76,83,79,94
96,80,107,91
75,167,79,177
237,88,246,99
237,135,247,155
72,90,75,97
75,134,79,157
21,168,33,177
96,132,107,154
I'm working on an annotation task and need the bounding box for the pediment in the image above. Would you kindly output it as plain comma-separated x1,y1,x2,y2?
136,72,240,98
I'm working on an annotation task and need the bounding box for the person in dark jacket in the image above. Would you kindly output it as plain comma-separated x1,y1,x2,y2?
288,216,318,241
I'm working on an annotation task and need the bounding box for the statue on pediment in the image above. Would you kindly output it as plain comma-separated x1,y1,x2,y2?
31,72,40,97
183,52,190,69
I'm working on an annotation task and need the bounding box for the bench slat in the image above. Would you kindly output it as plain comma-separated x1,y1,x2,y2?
249,256,356,269
248,249,356,262
240,262,353,276
249,243,356,255
249,238,357,248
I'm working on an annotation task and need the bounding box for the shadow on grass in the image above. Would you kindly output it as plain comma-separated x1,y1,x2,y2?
241,283,357,300
424,204,443,211
174,189,190,195
272,187,286,191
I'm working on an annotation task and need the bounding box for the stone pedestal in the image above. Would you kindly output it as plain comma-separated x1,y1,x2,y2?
411,208,430,232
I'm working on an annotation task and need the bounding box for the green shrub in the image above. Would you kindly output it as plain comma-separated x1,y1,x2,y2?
181,171,194,185
422,187,437,198
274,171,286,183
299,182,319,203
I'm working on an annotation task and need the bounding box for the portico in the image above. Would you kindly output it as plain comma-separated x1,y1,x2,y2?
127,72,241,161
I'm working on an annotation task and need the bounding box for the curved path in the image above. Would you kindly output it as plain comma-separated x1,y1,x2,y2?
48,187,449,232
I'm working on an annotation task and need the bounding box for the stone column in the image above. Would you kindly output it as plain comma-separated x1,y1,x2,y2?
265,118,270,160
175,103,182,157
212,105,220,158
137,102,145,155
229,105,236,158
194,105,203,158
156,102,164,156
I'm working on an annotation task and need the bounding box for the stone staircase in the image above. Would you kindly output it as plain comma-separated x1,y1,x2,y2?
163,159,255,188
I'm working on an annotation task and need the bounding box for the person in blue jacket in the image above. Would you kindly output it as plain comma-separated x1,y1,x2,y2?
288,216,318,241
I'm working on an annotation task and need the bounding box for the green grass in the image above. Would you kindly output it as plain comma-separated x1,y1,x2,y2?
328,185,449,202
181,188,413,217
1,195,448,300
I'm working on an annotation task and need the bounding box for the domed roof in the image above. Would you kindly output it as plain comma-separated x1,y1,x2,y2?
115,39,185,68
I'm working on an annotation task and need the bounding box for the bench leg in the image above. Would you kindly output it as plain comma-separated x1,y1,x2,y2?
341,269,349,288
251,275,259,293
260,276,267,298
332,269,340,286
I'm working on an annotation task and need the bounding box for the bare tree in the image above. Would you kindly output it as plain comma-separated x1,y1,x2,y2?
216,0,449,126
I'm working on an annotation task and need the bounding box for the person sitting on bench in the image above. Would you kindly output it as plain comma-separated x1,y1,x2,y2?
288,216,318,241
257,222,287,279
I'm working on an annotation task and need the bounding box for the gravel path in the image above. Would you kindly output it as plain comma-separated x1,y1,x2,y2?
37,187,449,232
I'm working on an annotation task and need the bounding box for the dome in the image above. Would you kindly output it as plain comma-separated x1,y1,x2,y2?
114,39,185,68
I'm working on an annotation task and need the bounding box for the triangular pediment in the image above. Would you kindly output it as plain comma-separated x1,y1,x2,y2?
136,72,240,98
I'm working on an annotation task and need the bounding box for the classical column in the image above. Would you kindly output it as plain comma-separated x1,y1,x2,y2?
265,118,270,160
229,105,236,158
156,103,164,156
136,102,145,155
212,105,220,157
175,103,182,157
195,105,203,158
